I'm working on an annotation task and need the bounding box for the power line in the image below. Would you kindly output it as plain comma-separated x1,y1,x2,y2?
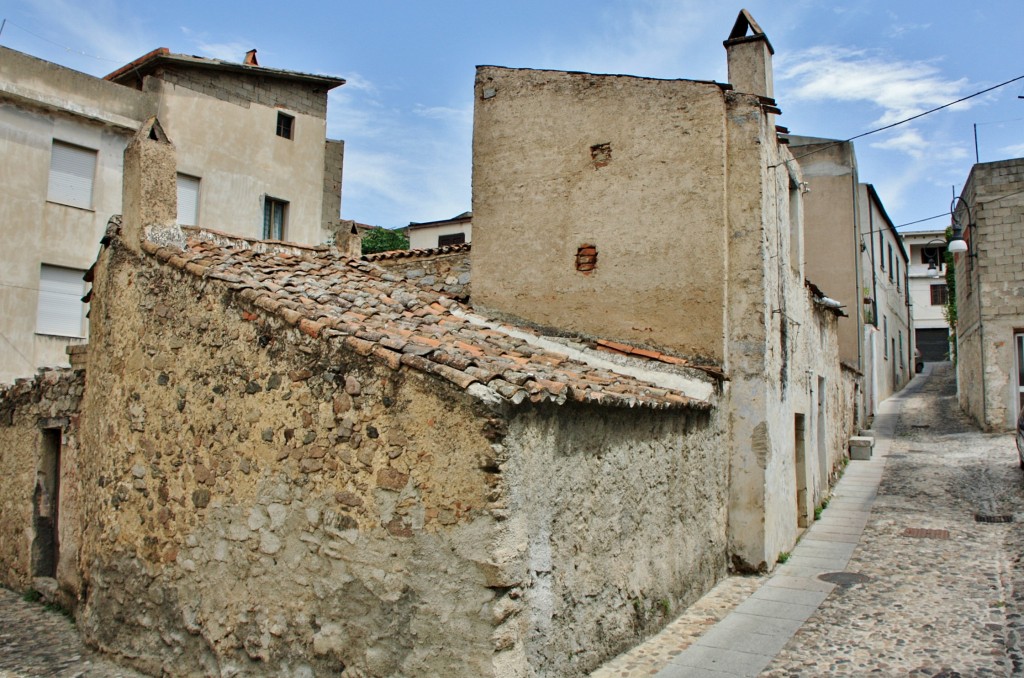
774,72,1024,168
0,18,121,63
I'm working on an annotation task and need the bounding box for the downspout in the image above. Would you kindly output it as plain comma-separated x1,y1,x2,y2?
975,206,987,428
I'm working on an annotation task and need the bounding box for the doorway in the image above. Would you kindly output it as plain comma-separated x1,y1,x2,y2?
32,429,61,578
794,414,808,527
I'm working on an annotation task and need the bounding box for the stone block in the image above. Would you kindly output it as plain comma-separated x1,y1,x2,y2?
849,435,873,460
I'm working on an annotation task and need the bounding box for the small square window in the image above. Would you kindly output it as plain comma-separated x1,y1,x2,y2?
37,264,86,337
263,197,288,240
930,284,948,306
276,112,294,139
437,232,466,247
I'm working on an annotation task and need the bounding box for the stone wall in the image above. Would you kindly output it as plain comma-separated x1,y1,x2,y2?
955,159,1024,430
498,404,726,676
0,369,85,600
77,242,504,676
371,250,471,299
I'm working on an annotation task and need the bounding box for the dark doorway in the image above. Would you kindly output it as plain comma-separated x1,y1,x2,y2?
916,328,950,362
32,429,61,578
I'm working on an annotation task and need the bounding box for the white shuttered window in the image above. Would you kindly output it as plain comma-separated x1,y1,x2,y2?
37,265,86,337
47,141,97,209
177,173,200,226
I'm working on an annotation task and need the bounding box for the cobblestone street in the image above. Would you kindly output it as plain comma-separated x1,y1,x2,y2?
597,362,1024,677
2,363,1022,676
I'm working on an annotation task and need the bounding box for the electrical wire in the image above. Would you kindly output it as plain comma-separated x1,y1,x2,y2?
0,18,121,63
773,72,1024,168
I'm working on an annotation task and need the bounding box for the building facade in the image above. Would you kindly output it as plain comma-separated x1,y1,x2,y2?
0,46,344,385
954,158,1024,431
407,211,472,250
472,11,857,579
791,136,912,417
902,228,952,362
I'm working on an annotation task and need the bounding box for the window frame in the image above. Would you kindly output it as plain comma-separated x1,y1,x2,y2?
176,173,201,226
47,140,98,210
437,232,466,247
36,264,87,338
263,196,288,241
276,112,295,140
930,283,949,306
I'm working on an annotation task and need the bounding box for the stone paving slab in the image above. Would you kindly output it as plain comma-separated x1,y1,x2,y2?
658,644,771,677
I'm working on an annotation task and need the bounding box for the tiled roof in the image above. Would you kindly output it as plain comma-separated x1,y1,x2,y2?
138,233,715,411
363,243,471,262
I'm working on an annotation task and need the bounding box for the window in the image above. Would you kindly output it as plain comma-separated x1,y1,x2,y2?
48,141,97,209
176,174,200,226
37,265,86,337
899,331,904,368
276,112,294,139
263,197,288,240
895,258,900,290
438,232,466,247
930,284,948,306
887,245,894,281
879,231,884,269
883,316,889,359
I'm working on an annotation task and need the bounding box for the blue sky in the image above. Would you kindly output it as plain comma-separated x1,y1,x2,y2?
3,1,1021,232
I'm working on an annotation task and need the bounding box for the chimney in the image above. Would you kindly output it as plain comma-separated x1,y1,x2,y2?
244,49,259,66
121,117,184,253
723,9,774,99
344,223,362,259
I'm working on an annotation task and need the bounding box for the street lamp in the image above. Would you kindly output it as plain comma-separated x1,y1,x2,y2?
947,196,974,256
922,239,947,278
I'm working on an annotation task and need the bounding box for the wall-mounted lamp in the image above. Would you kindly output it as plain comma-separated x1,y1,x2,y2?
947,196,975,256
922,239,947,278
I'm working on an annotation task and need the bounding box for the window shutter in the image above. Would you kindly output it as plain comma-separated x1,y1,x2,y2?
48,141,97,208
37,265,85,337
177,174,201,226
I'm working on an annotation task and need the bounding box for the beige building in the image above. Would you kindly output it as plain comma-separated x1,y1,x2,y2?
791,136,912,416
472,11,857,579
902,228,952,362
0,46,344,386
407,211,472,249
953,158,1024,431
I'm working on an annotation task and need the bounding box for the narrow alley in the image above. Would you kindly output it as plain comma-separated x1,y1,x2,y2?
2,363,1022,677
597,362,1024,677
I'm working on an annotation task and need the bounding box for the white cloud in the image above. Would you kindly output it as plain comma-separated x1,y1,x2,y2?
1002,143,1024,158
868,128,970,161
21,0,150,68
778,46,970,126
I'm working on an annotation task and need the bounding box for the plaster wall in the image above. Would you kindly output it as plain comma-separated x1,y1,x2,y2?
499,404,727,676
471,67,728,362
794,139,861,365
860,186,911,404
409,222,472,250
146,77,330,244
0,96,136,384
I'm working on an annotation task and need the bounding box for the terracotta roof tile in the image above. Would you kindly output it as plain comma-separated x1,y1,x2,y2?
139,232,716,411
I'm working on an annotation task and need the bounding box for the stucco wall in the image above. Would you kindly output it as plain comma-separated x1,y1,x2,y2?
499,404,727,676
146,76,330,245
409,222,472,250
0,369,85,598
471,67,728,362
77,242,504,676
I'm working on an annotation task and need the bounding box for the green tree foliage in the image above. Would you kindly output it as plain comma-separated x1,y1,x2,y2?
361,227,409,255
942,227,957,363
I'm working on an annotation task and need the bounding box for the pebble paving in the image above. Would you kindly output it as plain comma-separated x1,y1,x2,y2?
595,363,1024,677
0,588,146,677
